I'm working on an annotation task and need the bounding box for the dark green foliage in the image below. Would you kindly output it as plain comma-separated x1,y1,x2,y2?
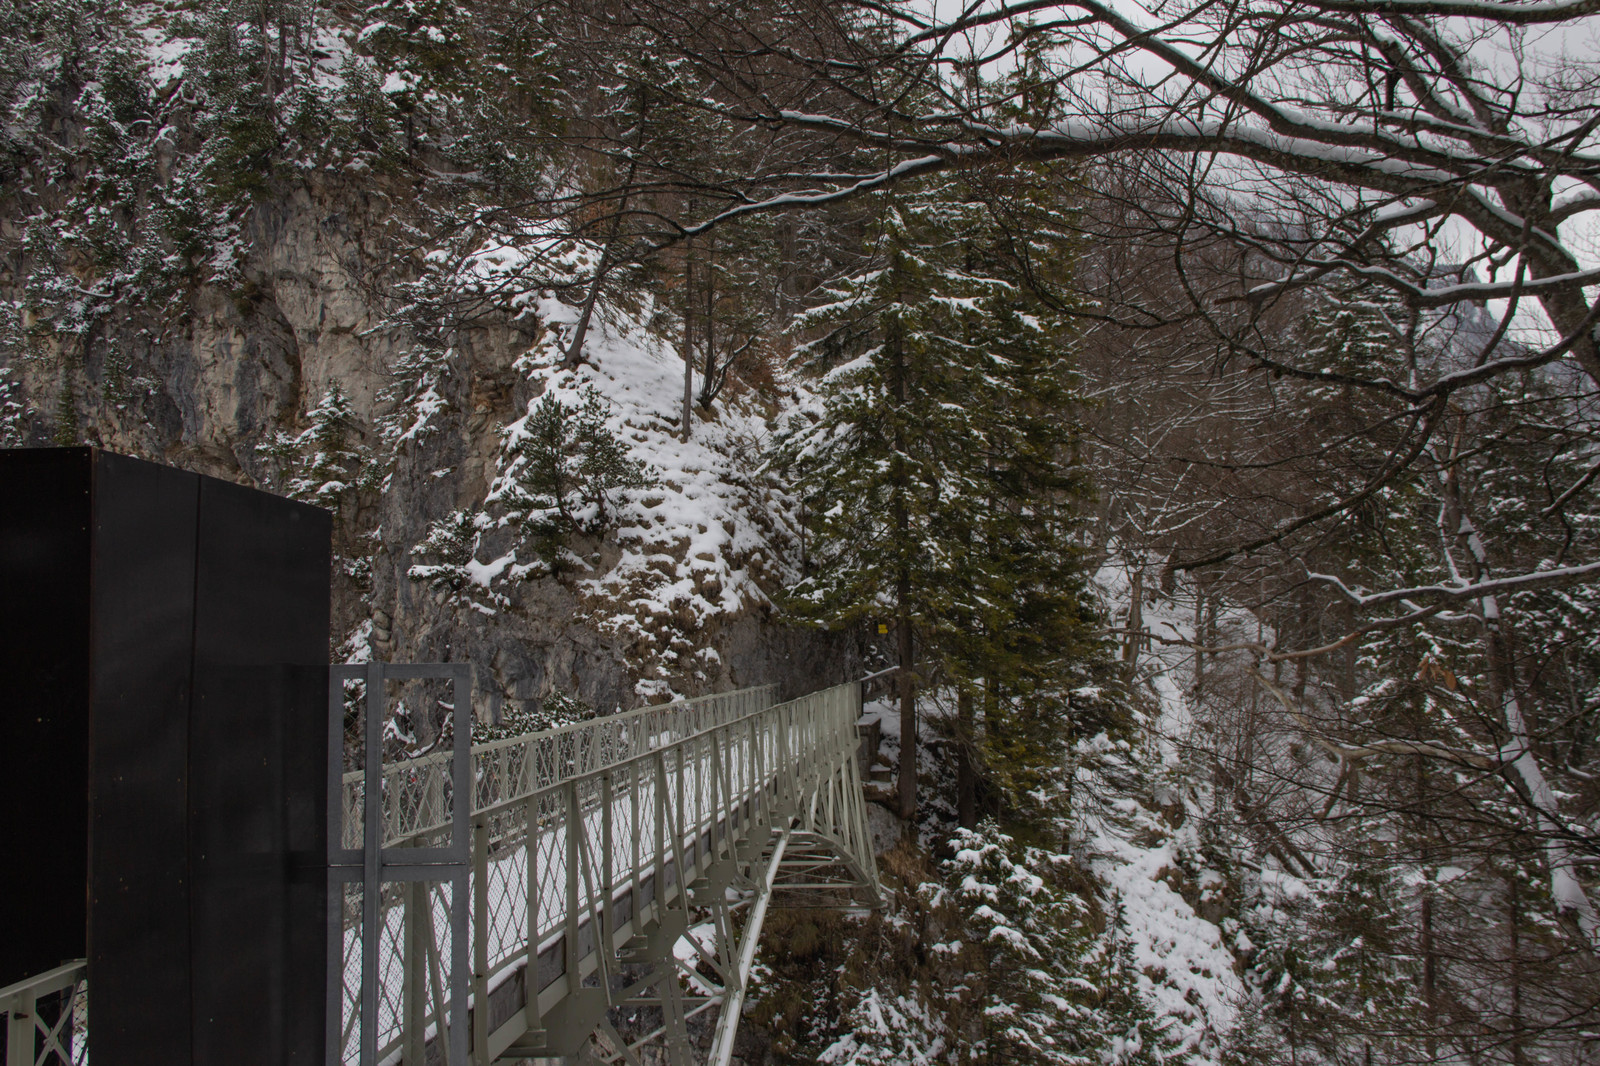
472,688,594,743
328,59,403,162
258,380,378,514
52,373,78,444
937,821,1178,1066
806,826,1179,1066
408,509,479,593
0,0,100,167
497,386,651,567
357,0,562,186
777,169,1107,818
1239,859,1422,1064
940,821,1087,1063
0,369,26,445
185,0,327,197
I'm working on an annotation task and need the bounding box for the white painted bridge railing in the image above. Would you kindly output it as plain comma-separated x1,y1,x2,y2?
331,677,880,1066
338,687,779,853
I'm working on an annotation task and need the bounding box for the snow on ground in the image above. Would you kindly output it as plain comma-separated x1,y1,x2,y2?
516,299,790,632
1089,814,1242,1059
1085,557,1257,1061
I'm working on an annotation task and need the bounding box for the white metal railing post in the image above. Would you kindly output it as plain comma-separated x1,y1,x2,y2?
629,763,643,932
523,792,542,1032
4,995,27,1066
471,814,490,1064
403,879,425,1066
1,960,84,1066
329,661,473,1066
564,780,581,999
359,660,383,1066
602,772,617,942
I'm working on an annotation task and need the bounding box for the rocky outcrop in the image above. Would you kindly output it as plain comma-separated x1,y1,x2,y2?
2,161,858,724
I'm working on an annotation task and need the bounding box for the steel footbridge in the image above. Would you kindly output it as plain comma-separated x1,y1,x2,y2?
327,670,880,1066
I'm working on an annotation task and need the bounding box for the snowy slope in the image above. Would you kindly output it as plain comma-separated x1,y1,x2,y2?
406,234,804,702
1084,562,1246,1061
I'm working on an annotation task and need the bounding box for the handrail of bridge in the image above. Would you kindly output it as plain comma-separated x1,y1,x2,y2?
1,959,86,1066
338,685,779,851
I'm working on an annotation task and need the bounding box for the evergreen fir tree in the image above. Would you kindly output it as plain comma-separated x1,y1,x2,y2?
777,169,1095,821
492,385,650,568
1087,900,1179,1066
0,369,28,446
940,822,1179,1065
943,821,1080,1064
821,987,947,1066
258,380,377,516
407,509,480,594
472,688,594,742
1241,858,1421,1064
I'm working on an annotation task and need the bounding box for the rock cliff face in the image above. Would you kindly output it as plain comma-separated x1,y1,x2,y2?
3,158,858,724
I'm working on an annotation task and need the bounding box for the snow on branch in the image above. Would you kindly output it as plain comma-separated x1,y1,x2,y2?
1308,559,1600,608
1299,0,1600,23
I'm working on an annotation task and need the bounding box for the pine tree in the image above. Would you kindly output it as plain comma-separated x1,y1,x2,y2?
472,688,594,742
943,821,1081,1064
1088,902,1177,1066
777,169,1094,822
821,987,947,1066
939,822,1178,1066
1241,858,1421,1064
407,509,480,594
492,385,650,569
0,369,28,446
258,380,377,515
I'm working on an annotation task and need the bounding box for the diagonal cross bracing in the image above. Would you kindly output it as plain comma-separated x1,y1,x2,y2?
333,680,881,1066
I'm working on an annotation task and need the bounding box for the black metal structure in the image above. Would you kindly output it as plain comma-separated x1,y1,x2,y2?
0,448,331,1066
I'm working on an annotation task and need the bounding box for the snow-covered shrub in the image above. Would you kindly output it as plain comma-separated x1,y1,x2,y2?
407,509,480,593
1238,859,1422,1064
821,988,947,1066
472,688,593,743
0,369,27,446
495,385,650,568
258,381,378,513
939,820,1177,1066
941,820,1085,1063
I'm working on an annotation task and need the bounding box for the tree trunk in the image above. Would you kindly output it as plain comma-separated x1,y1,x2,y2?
564,160,638,368
698,236,717,409
896,575,915,823
956,687,976,829
1509,873,1526,1066
1124,565,1143,677
1417,757,1438,1058
681,238,694,442
1437,453,1600,944
1339,599,1357,700
889,323,916,825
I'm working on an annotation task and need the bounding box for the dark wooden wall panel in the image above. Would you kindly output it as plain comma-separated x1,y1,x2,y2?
87,451,200,1065
0,448,92,986
190,478,329,1066
0,448,330,1066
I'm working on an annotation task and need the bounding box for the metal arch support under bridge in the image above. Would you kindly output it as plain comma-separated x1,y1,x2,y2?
329,673,882,1066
